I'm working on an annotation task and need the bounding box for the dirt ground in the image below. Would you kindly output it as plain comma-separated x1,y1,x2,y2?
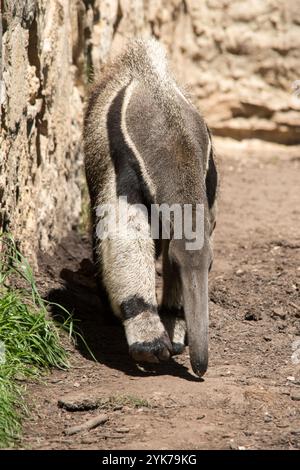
20,139,300,450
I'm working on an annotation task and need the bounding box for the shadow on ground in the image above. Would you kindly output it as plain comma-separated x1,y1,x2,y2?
47,258,200,382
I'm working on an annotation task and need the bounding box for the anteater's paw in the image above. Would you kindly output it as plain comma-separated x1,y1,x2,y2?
160,313,186,356
171,341,185,356
129,333,172,364
124,311,172,363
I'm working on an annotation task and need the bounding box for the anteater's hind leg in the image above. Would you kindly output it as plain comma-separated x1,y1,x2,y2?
160,240,187,356
99,202,172,363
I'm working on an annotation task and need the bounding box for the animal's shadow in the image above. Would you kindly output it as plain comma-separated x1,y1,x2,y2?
47,258,202,382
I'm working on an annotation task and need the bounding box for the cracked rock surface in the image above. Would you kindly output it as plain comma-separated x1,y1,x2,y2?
1,1,299,261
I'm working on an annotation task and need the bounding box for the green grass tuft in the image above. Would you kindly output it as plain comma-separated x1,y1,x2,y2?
98,395,151,410
0,233,73,447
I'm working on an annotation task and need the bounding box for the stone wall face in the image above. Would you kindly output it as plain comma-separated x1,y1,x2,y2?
1,0,83,261
1,0,299,260
177,0,300,145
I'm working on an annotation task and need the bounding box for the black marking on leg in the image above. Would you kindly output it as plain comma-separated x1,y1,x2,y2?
121,295,157,320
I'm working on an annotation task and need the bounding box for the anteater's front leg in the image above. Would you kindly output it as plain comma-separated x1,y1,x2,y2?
99,204,172,364
160,240,187,356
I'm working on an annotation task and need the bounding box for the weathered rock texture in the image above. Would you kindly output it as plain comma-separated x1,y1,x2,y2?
1,0,83,261
1,0,299,260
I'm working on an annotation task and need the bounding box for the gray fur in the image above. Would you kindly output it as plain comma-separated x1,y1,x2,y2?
83,38,218,377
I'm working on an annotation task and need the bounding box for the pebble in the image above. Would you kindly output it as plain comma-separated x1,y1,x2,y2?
264,415,272,423
110,404,122,411
272,307,286,320
115,427,130,434
245,311,261,321
196,414,205,420
236,269,245,276
229,440,239,450
58,396,99,411
220,370,232,376
290,392,300,401
229,440,245,450
264,336,272,342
